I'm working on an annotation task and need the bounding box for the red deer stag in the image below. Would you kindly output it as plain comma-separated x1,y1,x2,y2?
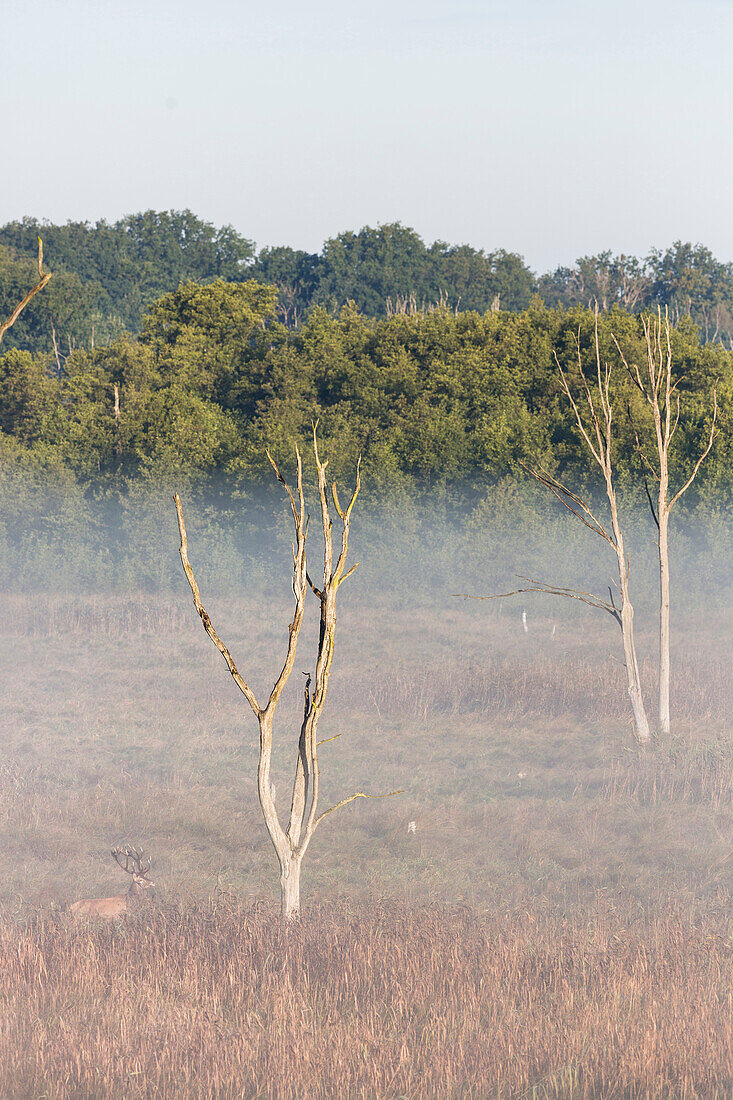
69,846,154,918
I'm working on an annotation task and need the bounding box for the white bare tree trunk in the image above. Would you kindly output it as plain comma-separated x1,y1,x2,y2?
484,311,654,744
611,495,651,746
611,314,717,734
658,508,671,736
616,311,717,738
279,854,302,921
619,585,651,744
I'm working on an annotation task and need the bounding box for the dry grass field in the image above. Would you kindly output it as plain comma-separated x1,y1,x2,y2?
0,590,731,1097
2,903,731,1099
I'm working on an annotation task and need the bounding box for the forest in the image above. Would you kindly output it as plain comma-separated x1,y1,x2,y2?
0,222,729,497
2,209,733,350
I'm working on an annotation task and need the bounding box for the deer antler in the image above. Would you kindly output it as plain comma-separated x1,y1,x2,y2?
112,846,151,877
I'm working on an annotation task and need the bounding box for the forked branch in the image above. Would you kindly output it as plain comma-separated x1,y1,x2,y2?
668,383,718,509
174,431,397,918
519,461,614,545
614,311,719,516
627,400,660,529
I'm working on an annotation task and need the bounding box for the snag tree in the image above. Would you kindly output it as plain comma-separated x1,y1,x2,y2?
464,310,652,744
174,429,399,919
615,311,718,734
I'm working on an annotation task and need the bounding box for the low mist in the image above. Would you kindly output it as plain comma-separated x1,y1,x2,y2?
0,480,730,907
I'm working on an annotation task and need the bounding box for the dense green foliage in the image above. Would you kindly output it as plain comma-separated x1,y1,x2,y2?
252,225,535,323
0,280,727,501
1,234,729,593
0,211,255,351
538,243,733,343
4,211,733,355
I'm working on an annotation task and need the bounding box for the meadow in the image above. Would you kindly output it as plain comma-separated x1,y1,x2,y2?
0,588,731,1097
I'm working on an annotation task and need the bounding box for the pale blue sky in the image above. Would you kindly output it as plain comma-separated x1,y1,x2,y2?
3,0,732,270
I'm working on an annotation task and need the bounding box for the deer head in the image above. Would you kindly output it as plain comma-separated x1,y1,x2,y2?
111,846,155,902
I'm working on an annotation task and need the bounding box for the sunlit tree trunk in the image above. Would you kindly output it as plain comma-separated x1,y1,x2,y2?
174,430,400,921
617,541,650,744
279,853,303,922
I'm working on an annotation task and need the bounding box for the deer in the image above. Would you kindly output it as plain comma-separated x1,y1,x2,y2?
69,846,155,918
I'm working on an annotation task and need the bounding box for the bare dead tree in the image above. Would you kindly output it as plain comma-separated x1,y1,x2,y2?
460,310,651,745
613,310,718,735
0,238,52,348
174,428,400,920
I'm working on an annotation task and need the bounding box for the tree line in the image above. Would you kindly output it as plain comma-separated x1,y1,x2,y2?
0,275,729,507
3,211,733,356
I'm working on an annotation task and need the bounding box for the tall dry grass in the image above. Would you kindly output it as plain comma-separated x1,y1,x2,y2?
362,654,731,723
1,901,731,1099
0,592,731,1096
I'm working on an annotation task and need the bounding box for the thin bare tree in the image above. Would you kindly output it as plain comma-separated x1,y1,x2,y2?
613,311,718,735
460,310,652,745
174,428,400,920
0,237,52,347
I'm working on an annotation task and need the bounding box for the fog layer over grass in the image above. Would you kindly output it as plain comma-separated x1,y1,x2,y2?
0,498,730,1097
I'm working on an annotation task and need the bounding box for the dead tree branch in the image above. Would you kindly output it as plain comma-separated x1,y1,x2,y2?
466,307,651,744
0,237,52,347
